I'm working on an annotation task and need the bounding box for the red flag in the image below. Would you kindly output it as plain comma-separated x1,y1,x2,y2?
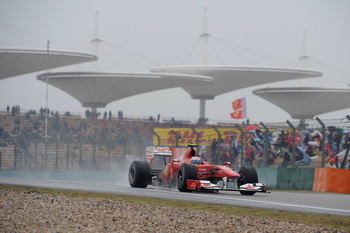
230,97,247,119
230,108,247,119
232,97,246,110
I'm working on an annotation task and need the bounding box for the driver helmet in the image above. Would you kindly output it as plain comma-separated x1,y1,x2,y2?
191,156,201,165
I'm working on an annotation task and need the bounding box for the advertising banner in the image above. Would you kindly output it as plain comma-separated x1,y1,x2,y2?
153,128,241,146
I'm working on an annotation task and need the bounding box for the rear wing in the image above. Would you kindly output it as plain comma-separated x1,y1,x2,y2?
145,146,172,164
145,146,188,164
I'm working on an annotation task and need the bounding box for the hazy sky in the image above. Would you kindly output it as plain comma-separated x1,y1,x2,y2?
1,0,349,123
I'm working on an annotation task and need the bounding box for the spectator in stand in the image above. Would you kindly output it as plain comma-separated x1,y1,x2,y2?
229,135,239,164
324,143,331,158
303,133,311,147
229,135,238,152
118,110,123,120
285,132,300,158
244,143,255,167
11,106,15,116
326,158,336,168
310,132,321,147
346,159,350,170
255,130,264,140
219,148,229,165
278,130,287,148
295,133,301,146
198,141,206,161
85,109,91,118
210,138,218,163
297,155,312,167
332,130,342,153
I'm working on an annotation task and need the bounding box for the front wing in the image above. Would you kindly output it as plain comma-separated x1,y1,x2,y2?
186,180,269,193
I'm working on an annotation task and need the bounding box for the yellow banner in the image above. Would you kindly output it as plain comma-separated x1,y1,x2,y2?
153,128,241,147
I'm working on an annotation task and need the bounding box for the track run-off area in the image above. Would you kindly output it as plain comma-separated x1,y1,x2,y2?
1,177,349,217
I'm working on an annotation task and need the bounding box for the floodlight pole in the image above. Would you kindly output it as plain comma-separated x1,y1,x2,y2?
315,117,326,167
260,122,269,167
286,120,296,168
44,40,50,170
235,124,245,168
340,115,350,169
45,40,50,141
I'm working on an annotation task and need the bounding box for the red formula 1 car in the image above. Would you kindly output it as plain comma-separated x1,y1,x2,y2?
128,144,268,195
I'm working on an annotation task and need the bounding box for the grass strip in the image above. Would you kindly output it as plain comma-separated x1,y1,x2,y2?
1,184,349,231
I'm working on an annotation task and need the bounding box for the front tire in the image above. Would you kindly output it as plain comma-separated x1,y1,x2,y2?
238,166,258,195
177,163,197,192
128,161,151,188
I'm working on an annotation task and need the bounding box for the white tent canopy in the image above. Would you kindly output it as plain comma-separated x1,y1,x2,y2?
37,71,213,112
253,87,350,119
0,48,97,80
151,65,322,120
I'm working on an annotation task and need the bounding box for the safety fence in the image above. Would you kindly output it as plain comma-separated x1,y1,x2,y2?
153,116,350,169
0,140,143,171
1,108,350,170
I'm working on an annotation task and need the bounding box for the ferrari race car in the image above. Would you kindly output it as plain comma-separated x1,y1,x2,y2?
128,144,268,195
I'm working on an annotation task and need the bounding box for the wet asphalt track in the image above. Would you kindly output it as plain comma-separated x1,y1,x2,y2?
1,177,349,217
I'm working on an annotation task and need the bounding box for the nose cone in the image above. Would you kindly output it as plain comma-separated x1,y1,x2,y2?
217,166,240,178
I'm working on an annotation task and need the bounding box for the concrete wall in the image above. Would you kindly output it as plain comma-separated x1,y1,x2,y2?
257,167,350,194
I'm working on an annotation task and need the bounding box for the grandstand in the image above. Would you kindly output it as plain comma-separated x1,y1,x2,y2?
1,106,349,171
0,107,155,170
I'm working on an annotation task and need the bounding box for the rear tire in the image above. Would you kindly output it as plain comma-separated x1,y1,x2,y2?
177,163,197,192
238,166,258,195
128,161,151,188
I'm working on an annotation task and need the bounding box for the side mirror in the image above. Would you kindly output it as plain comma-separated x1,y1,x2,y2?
224,162,231,167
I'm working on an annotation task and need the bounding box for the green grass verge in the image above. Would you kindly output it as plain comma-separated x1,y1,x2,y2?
1,184,349,231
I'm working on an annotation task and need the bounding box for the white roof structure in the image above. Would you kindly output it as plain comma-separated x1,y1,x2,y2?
0,48,97,80
253,87,350,120
37,71,214,112
150,65,322,120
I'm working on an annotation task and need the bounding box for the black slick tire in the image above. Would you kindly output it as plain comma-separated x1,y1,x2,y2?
177,163,197,192
128,160,151,188
238,166,258,195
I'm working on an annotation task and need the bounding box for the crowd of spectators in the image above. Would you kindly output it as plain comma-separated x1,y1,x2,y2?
1,105,349,170
204,136,240,166
1,105,156,149
199,126,350,169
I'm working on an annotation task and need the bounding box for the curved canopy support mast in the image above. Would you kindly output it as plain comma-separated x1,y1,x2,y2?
200,7,210,65
90,11,102,114
198,7,210,124
91,11,102,72
299,30,310,87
